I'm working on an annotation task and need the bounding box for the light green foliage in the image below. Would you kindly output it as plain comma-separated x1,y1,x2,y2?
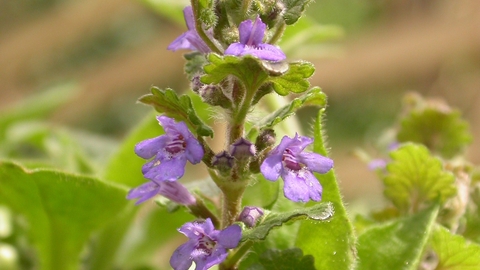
356,204,439,270
295,109,357,270
103,111,161,187
430,225,480,270
241,202,333,241
397,95,472,158
243,174,280,209
247,248,316,270
139,87,214,137
283,0,313,25
256,87,326,129
0,162,128,270
202,54,270,91
201,54,315,95
268,61,315,95
383,143,456,213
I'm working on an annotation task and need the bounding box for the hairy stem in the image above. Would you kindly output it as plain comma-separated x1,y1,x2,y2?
221,241,255,270
268,21,286,44
191,0,223,54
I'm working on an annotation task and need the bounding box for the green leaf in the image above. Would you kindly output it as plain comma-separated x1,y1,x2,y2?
0,161,128,270
268,61,314,95
383,143,456,213
397,94,472,158
241,202,333,242
256,87,326,129
247,248,315,270
295,109,357,270
139,87,214,137
283,0,313,25
356,204,439,270
104,111,162,187
184,52,209,80
243,174,280,209
430,225,480,270
202,54,269,91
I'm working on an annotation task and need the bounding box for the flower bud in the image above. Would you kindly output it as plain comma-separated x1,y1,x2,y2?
238,206,264,227
230,137,256,160
191,75,204,93
212,150,234,173
255,129,276,152
199,84,232,109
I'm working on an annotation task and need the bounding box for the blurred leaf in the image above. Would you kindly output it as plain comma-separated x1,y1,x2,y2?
283,0,313,25
243,174,280,209
184,52,209,80
241,202,333,241
397,94,472,158
356,204,439,270
269,61,314,95
257,87,326,129
139,87,214,137
247,248,315,270
281,16,344,46
383,143,456,213
104,111,162,187
0,162,128,270
295,109,356,270
0,83,78,140
139,0,189,25
430,225,480,270
202,54,269,91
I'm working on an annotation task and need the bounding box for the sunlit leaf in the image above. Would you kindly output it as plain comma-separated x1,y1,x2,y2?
269,61,314,96
295,109,357,270
430,225,480,270
356,204,439,270
283,0,313,25
383,143,456,213
247,248,315,270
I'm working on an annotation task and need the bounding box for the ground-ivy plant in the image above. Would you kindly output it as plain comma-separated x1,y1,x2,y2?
1,1,479,270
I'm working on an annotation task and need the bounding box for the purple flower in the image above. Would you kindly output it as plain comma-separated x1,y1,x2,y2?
170,218,242,270
167,6,211,53
135,116,204,182
368,158,388,171
260,134,334,202
127,181,196,205
238,206,264,228
225,17,286,61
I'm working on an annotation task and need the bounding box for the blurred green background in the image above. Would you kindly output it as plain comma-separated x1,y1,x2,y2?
1,0,479,205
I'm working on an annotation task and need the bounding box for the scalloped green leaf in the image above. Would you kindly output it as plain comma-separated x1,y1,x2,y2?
283,0,313,25
138,87,213,137
397,97,472,159
0,162,128,270
241,202,333,241
356,204,439,270
201,54,269,91
268,61,314,95
430,225,480,270
256,87,326,129
295,109,356,270
383,143,456,213
247,248,316,270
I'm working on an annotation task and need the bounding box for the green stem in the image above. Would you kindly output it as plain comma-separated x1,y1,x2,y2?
191,0,223,54
221,184,246,227
268,21,286,44
221,240,255,270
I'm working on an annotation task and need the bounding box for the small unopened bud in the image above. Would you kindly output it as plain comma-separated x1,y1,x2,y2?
255,129,276,152
191,76,204,93
238,206,264,227
199,84,232,109
230,137,256,160
158,181,197,206
212,151,234,173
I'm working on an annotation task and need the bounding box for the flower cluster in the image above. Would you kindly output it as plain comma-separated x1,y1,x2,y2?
128,4,336,270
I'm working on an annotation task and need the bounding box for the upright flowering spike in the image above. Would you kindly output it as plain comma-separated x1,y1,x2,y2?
167,6,211,53
135,116,204,182
225,17,286,61
260,134,334,202
170,218,242,270
127,181,196,205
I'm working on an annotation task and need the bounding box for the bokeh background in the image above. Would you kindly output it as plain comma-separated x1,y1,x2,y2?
1,0,479,209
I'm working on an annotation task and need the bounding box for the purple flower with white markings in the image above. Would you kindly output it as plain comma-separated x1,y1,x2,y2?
170,218,242,270
127,181,196,205
135,116,204,182
225,17,286,61
260,134,334,202
167,6,211,53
